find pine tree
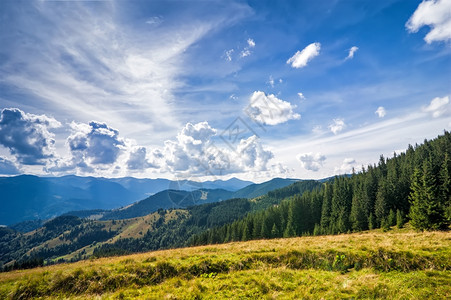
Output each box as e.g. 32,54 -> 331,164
270,223 -> 279,238
350,186 -> 367,232
368,213 -> 375,230
283,220 -> 296,238
409,167 -> 429,230
320,183 -> 333,233
388,209 -> 396,227
409,160 -> 447,230
375,179 -> 388,227
396,209 -> 404,229
440,153 -> 451,222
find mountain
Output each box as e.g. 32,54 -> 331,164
77,178 -> 301,221
0,179 -> 320,269
101,188 -> 235,220
0,175 -> 253,226
231,178 -> 300,199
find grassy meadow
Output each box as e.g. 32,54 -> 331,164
1,227 -> 450,299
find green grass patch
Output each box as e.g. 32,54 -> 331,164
1,230 -> 450,299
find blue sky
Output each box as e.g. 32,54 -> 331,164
0,0 -> 450,182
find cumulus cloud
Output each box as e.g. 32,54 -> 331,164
328,118 -> 346,134
423,95 -> 450,117
406,0 -> 451,43
334,158 -> 357,174
345,46 -> 359,60
246,91 -> 301,125
158,121 -> 276,176
0,156 -> 20,175
49,121 -> 127,173
298,92 -> 306,100
287,42 -> 321,68
0,108 -> 60,165
127,147 -> 158,170
247,38 -> 256,48
236,135 -> 273,171
297,152 -> 326,172
375,106 -> 386,118
70,121 -> 125,165
163,122 -> 219,173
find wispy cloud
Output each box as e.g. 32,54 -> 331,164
345,46 -> 359,60
287,42 -> 321,68
1,1 -> 250,146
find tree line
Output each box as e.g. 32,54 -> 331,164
190,131 -> 451,246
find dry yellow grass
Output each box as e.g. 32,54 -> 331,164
1,229 -> 450,299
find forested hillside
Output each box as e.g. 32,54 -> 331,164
92,180 -> 321,257
190,131 -> 451,245
1,180 -> 320,270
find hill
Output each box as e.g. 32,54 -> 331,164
190,131 -> 451,246
96,177 -> 300,221
100,188 -> 235,220
1,229 -> 449,299
0,180 -> 320,268
0,176 -> 253,226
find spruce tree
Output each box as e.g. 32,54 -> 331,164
388,209 -> 396,227
396,209 -> 404,228
409,167 -> 429,230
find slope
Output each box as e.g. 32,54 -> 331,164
1,229 -> 449,299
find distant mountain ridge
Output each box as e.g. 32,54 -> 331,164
0,175 -> 253,225
64,178 -> 301,221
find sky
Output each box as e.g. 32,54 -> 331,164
0,0 -> 450,182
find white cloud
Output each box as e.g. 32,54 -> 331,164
2,1 -> 250,147
240,49 -> 251,57
48,120 -> 133,174
127,147 -> 158,170
298,92 -> 306,100
423,95 -> 450,117
312,125 -> 323,134
145,16 -> 163,26
345,46 -> 359,60
268,76 -> 275,87
287,42 -> 321,68
160,122 -> 276,176
225,49 -> 234,61
297,152 -> 326,172
245,91 -> 301,125
236,136 -> 274,171
247,38 -> 255,48
406,0 -> 451,43
0,108 -> 61,165
334,158 -> 357,174
375,106 -> 386,118
328,118 -> 346,134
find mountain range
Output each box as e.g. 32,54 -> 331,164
0,175 -> 300,226
0,175 -> 254,225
